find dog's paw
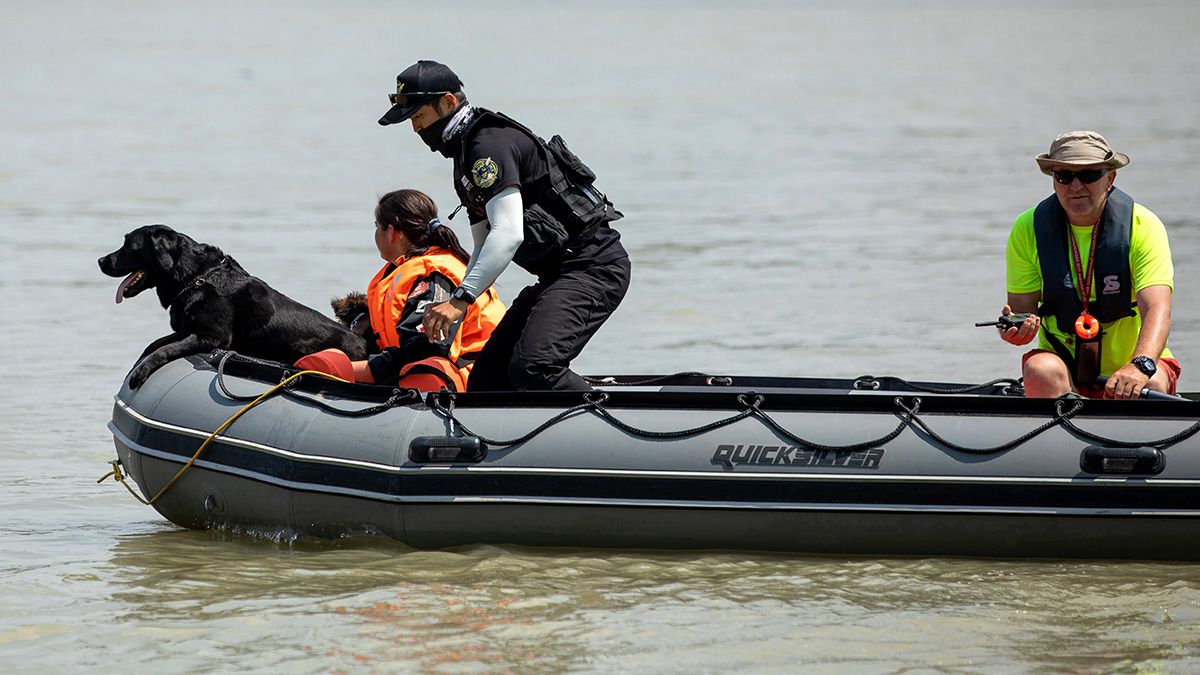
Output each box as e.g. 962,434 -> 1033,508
128,363 -> 154,389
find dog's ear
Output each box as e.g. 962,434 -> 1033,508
149,229 -> 177,273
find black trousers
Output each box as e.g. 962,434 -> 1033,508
468,256 -> 631,391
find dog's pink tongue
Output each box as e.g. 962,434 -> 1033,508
115,271 -> 139,304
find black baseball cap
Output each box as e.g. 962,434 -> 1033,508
378,60 -> 463,126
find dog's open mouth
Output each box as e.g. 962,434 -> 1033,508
115,270 -> 147,304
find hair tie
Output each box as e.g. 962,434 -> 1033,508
427,217 -> 442,233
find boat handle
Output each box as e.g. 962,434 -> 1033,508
1079,445 -> 1164,475
410,436 -> 487,464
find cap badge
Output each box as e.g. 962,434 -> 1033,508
471,157 -> 499,189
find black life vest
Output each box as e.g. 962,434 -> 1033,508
452,108 -> 621,275
1033,186 -> 1137,330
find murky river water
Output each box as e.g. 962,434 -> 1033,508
3,0 -> 1200,671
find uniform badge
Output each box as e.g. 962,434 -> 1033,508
471,157 -> 499,189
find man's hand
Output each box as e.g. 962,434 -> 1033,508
421,298 -> 468,342
1104,363 -> 1151,400
999,304 -> 1040,346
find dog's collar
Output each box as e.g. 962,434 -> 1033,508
169,256 -> 231,306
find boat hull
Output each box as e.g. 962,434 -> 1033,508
109,355 -> 1200,559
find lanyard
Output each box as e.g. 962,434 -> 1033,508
1067,223 -> 1102,339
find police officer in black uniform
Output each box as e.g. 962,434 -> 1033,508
379,60 -> 630,391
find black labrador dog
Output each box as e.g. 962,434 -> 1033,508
98,224 -> 366,387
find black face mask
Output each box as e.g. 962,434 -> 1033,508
418,113 -> 451,154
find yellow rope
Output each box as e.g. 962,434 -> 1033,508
98,369 -> 347,505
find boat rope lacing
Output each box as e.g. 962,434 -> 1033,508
430,393 -> 1196,455
430,391 -> 921,451
1056,408 -> 1200,449
899,399 -> 1083,455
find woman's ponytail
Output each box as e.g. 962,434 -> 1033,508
376,190 -> 469,263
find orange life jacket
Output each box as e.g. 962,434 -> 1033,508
365,248 -> 505,385
396,356 -> 467,392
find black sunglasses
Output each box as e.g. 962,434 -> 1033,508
388,90 -> 449,106
1053,168 -> 1111,185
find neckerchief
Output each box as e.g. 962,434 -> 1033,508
442,104 -> 476,144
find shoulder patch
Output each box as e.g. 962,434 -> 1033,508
471,157 -> 499,189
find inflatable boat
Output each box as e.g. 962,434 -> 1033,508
104,351 -> 1200,560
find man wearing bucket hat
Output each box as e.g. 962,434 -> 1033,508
378,60 -> 630,391
998,131 -> 1180,399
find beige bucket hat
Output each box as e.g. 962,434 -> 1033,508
1035,130 -> 1130,175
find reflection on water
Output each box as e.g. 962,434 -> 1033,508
4,0 -> 1200,670
86,531 -> 1200,672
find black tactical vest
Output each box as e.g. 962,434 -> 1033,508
452,109 -> 621,275
1033,187 -> 1137,330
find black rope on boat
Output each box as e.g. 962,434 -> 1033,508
214,351 -> 420,417
1056,411 -> 1200,449
898,399 -> 1085,455
743,396 -> 919,452
854,375 -> 1023,396
430,391 -> 919,451
429,391 -> 761,447
589,393 -> 761,440
430,391 -> 602,447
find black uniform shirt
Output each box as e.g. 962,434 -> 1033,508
455,124 -> 626,274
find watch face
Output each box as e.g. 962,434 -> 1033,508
1133,357 -> 1157,376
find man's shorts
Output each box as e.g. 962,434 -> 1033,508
1022,349 -> 1182,397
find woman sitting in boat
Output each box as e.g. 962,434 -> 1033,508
297,189 -> 506,391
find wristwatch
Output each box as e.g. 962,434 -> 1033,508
449,286 -> 477,306
1131,356 -> 1157,377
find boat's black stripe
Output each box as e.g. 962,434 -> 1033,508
396,474 -> 1197,510
117,409 -> 1200,512
120,414 -> 398,496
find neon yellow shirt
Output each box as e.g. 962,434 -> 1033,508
1005,201 -> 1174,376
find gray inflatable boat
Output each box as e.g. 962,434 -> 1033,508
106,351 -> 1200,560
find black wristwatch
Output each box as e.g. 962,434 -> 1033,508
449,286 -> 477,306
1131,356 -> 1157,377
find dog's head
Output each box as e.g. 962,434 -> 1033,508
98,224 -> 202,304
331,292 -> 370,333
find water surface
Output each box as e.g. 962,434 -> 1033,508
2,0 -> 1199,671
